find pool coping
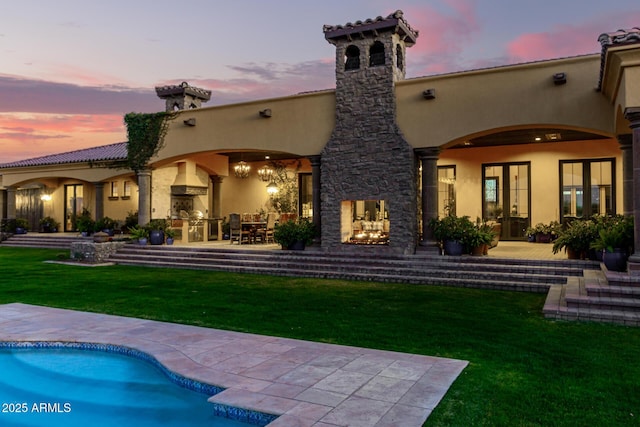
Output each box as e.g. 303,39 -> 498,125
0,303 -> 468,426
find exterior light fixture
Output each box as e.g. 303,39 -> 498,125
234,161 -> 251,179
553,73 -> 567,85
257,164 -> 273,182
40,194 -> 52,201
183,118 -> 196,126
259,109 -> 272,118
422,88 -> 436,99
266,181 -> 279,195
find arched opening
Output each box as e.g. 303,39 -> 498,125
345,45 -> 360,70
396,44 -> 403,71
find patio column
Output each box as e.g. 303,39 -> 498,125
415,147 -> 440,251
308,155 -> 321,240
137,168 -> 152,226
6,187 -> 16,219
624,107 -> 640,274
618,134 -> 633,216
93,182 -> 105,220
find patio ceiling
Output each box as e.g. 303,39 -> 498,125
220,151 -> 301,164
448,128 -> 610,149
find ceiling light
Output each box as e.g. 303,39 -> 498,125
234,161 -> 250,179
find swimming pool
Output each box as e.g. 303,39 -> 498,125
0,342 -> 277,427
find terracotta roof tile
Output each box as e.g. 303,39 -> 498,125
597,27 -> 640,90
0,142 -> 128,169
324,10 -> 418,46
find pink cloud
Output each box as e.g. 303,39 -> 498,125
401,1 -> 481,75
0,113 -> 125,163
508,11 -> 640,63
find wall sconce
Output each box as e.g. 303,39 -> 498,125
422,89 -> 436,99
259,109 -> 272,118
266,181 -> 279,195
183,118 -> 196,126
40,194 -> 52,202
553,73 -> 567,85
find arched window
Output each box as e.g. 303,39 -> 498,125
345,45 -> 360,70
396,44 -> 403,71
369,41 -> 385,66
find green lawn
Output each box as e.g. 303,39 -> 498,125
1,247 -> 639,426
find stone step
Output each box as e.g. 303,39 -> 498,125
107,244 -> 594,292
111,250 -> 569,285
583,269 -> 640,299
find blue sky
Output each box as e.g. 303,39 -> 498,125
2,0 -> 639,162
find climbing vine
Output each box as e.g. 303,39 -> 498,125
268,160 -> 301,213
123,111 -> 176,172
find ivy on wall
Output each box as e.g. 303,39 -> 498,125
123,112 -> 176,173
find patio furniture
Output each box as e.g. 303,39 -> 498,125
229,213 -> 251,244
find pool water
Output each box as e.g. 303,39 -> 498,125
0,347 -> 260,427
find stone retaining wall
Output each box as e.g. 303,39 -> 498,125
70,241 -> 126,263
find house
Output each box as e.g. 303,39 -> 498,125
1,12 -> 639,266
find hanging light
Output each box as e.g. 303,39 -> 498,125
234,161 -> 250,179
257,164 -> 273,182
266,181 -> 279,195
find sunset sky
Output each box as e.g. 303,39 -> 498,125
2,0 -> 640,163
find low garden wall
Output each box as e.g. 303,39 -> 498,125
70,241 -> 126,264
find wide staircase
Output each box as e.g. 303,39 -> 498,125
101,244 -> 598,293
544,267 -> 640,326
0,233 -> 90,249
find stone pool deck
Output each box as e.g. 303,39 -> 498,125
0,303 -> 467,427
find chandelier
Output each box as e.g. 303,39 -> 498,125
257,165 -> 273,182
234,161 -> 250,179
266,181 -> 279,195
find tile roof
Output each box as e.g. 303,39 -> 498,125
323,10 -> 419,46
597,27 -> 640,90
0,142 -> 128,169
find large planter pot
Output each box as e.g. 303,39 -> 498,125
149,230 -> 165,245
288,240 -> 306,251
166,237 -> 174,245
443,240 -> 464,256
536,233 -> 552,243
602,249 -> 628,272
471,244 -> 486,256
567,248 -> 582,260
137,237 -> 148,246
15,227 -> 27,235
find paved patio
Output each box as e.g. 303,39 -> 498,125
0,303 -> 468,427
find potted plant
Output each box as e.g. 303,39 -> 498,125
164,227 -> 176,245
39,216 -> 60,233
128,226 -> 149,245
13,218 -> 29,234
526,221 -> 560,243
468,221 -> 495,256
96,217 -> 119,236
552,219 -> 597,259
146,219 -> 168,245
429,215 -> 475,255
590,215 -> 634,271
76,209 -> 95,236
273,218 -> 316,250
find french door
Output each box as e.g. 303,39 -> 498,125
482,162 -> 530,240
64,184 -> 84,232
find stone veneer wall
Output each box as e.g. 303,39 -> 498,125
321,33 -> 418,255
70,241 -> 125,263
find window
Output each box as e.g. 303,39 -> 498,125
342,200 -> 389,245
345,45 -> 360,70
437,166 -> 456,217
369,41 -> 385,66
396,44 -> 403,71
298,173 -> 312,219
109,181 -> 118,198
560,159 -> 614,220
123,181 -> 132,198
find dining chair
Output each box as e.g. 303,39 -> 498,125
229,213 -> 250,244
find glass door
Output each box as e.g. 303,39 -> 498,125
64,184 -> 84,232
483,163 -> 530,240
